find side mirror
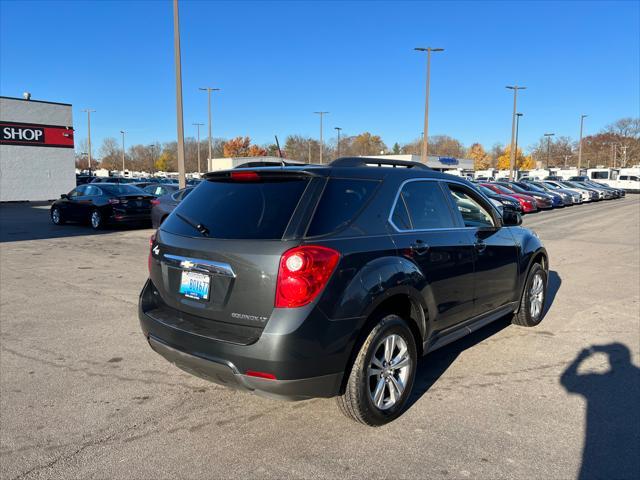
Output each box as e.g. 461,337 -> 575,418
503,209 -> 522,226
60,194 -> 68,199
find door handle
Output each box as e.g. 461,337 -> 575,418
474,241 -> 487,253
410,239 -> 429,255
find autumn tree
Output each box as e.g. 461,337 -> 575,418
247,144 -> 268,157
467,143 -> 491,170
98,137 -> 121,170
340,132 -> 387,156
496,145 -> 533,170
429,135 -> 465,158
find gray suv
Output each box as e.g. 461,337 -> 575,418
139,158 -> 548,425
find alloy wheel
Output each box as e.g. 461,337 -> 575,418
52,208 -> 60,224
367,334 -> 411,410
529,273 -> 544,319
91,211 -> 101,229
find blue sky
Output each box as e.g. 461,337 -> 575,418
1,0 -> 638,154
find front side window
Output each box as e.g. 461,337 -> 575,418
447,186 -> 495,228
590,171 -> 609,179
390,181 -> 456,230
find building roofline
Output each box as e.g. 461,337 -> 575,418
0,96 -> 72,107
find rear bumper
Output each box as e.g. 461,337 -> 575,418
147,335 -> 343,401
110,212 -> 151,224
138,279 -> 349,400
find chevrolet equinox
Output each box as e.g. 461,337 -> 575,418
139,158 -> 548,426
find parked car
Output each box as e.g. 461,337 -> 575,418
478,185 -> 522,212
150,187 -> 194,229
571,180 -> 614,199
559,181 -> 600,201
495,182 -> 555,209
140,158 -> 549,426
544,180 -> 592,202
480,183 -> 538,213
513,181 -> 567,207
570,177 -> 624,198
530,181 -> 581,204
50,184 -> 154,229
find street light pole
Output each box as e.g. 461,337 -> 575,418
415,47 -> 444,163
334,127 -> 342,158
506,85 -> 526,180
314,112 -> 329,164
544,133 -> 555,170
577,114 -> 587,171
173,0 -> 186,188
193,123 -> 204,174
120,130 -> 126,172
82,109 -> 95,174
514,113 -> 523,177
199,87 -> 221,171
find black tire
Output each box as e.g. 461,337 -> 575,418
336,314 -> 417,426
50,207 -> 65,225
89,209 -> 103,230
513,263 -> 547,327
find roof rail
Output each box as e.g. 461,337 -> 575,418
330,157 -> 430,170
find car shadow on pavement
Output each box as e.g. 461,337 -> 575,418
405,270 -> 563,412
0,203 -> 150,242
560,343 -> 640,480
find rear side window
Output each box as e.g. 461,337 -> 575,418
306,178 -> 379,236
391,181 -> 455,230
163,179 -> 309,239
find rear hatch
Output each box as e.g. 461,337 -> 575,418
149,170 -> 323,330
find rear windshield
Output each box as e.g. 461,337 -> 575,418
100,185 -> 146,195
306,178 -> 379,236
162,178 -> 309,239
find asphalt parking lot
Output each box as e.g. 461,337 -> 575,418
1,198 -> 639,480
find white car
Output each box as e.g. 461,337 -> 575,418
544,180 -> 591,202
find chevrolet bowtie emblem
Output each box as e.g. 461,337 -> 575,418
180,260 -> 195,269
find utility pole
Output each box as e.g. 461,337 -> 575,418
544,133 -> 555,169
577,114 -> 587,171
193,122 -> 204,174
506,86 -> 526,180
415,47 -> 444,163
120,130 -> 126,172
544,133 -> 555,170
514,113 -> 523,177
621,145 -> 628,167
314,112 -> 329,163
199,87 -> 221,171
83,109 -> 95,174
334,127 -> 342,158
308,140 -> 311,164
173,0 -> 186,188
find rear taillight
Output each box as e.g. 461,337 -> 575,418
148,233 -> 156,274
150,199 -> 160,206
275,246 -> 340,308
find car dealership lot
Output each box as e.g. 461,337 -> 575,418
1,199 -> 639,479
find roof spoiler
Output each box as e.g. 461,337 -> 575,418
330,157 -> 430,170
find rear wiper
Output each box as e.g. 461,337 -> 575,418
175,212 -> 210,237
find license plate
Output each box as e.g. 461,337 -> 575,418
179,271 -> 210,300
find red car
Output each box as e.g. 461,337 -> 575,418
481,183 -> 538,213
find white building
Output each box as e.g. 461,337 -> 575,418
1,95 -> 75,201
